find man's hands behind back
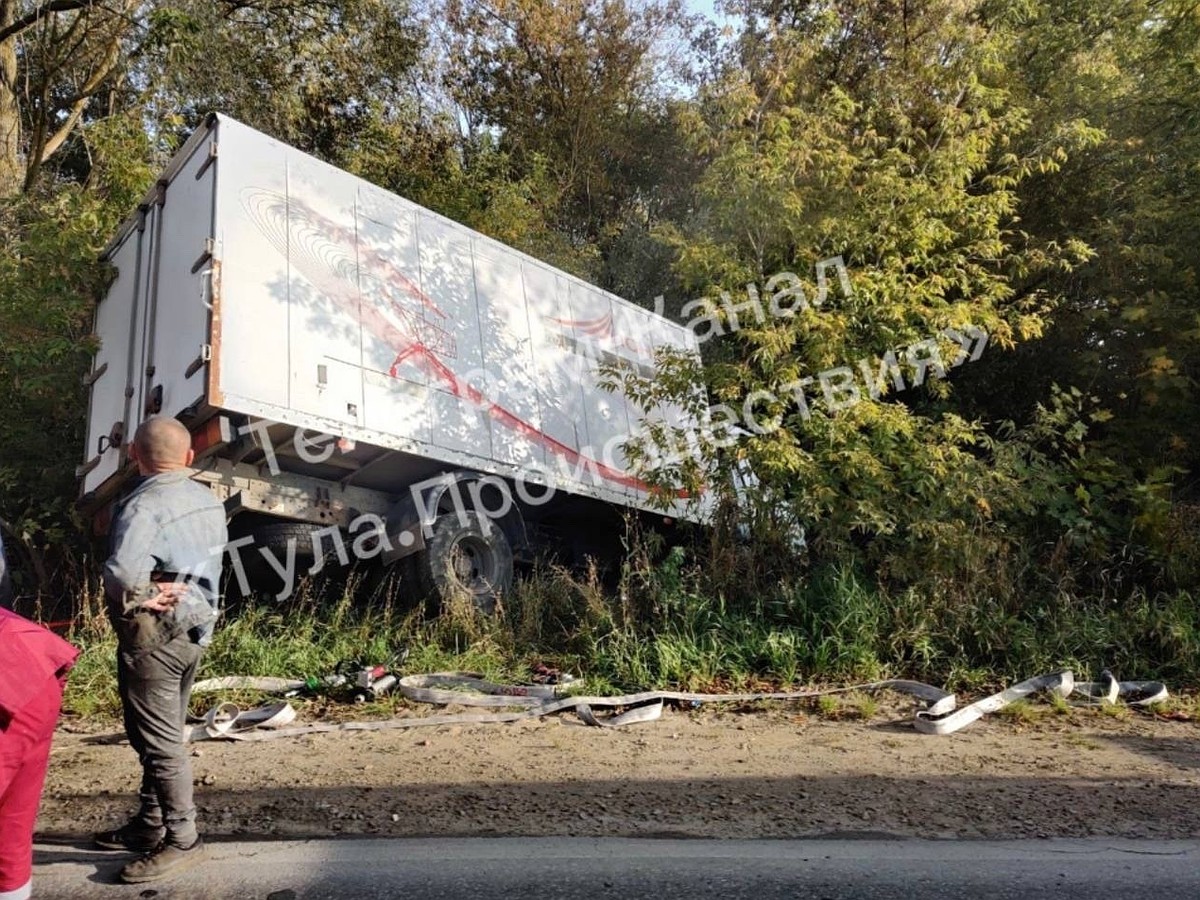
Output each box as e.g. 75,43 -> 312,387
140,581 -> 189,613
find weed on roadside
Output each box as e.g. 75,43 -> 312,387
57,537 -> 1200,723
811,692 -> 878,721
995,700 -> 1048,726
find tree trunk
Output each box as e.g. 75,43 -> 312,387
0,1 -> 21,200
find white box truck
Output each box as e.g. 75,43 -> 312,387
79,114 -> 703,608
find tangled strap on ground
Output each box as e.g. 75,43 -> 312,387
183,671 -> 1169,741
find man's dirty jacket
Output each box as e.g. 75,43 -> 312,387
103,470 -> 228,652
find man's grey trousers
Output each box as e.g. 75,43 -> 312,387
117,634 -> 203,848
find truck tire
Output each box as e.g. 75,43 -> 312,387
413,510 -> 513,615
226,518 -> 338,601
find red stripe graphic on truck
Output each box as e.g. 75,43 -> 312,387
549,311 -> 615,336
240,188 -> 652,493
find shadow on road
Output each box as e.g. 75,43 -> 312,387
1100,736 -> 1200,771
29,842 -> 125,887
36,769 -> 1200,848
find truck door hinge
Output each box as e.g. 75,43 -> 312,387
191,237 -> 216,275
195,142 -> 218,181
82,362 -> 109,387
185,345 -> 213,379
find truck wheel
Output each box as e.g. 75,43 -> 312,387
226,518 -> 337,602
414,510 -> 513,615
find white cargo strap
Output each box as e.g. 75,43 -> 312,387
914,672 -> 1165,735
187,699 -> 297,741
183,670 -> 1168,741
187,678 -> 304,741
400,671 -> 1169,734
192,676 -> 306,694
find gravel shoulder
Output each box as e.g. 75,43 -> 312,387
39,700 -> 1200,841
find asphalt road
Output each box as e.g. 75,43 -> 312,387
32,837 -> 1200,899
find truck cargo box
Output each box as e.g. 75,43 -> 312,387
81,114 -> 702,526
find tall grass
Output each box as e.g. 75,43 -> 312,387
63,547 -> 1200,720
64,576 -> 515,718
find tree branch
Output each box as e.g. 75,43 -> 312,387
0,0 -> 97,44
22,7 -> 123,190
38,93 -> 85,158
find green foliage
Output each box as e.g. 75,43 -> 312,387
63,579 -> 514,719
139,0 -> 426,164
0,116 -> 156,548
2,0 -> 1199,690
443,0 -> 688,240
969,0 -> 1199,489
65,547 -> 1200,721
610,0 -> 1198,613
649,0 -> 1095,572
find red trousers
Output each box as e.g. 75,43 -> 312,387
0,674 -> 63,896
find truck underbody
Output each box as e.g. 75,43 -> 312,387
83,413 -> 669,611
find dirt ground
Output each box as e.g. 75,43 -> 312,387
38,696 -> 1200,841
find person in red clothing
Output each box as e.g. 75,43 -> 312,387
0,534 -> 79,900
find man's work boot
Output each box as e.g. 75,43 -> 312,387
93,821 -> 165,852
119,839 -> 207,884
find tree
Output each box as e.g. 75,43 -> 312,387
135,0 -> 425,164
967,0 -> 1200,490
0,0 -> 138,198
442,0 -> 693,272
633,0 -> 1098,579
0,113 -> 153,591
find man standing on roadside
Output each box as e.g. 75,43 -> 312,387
94,417 -> 227,884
